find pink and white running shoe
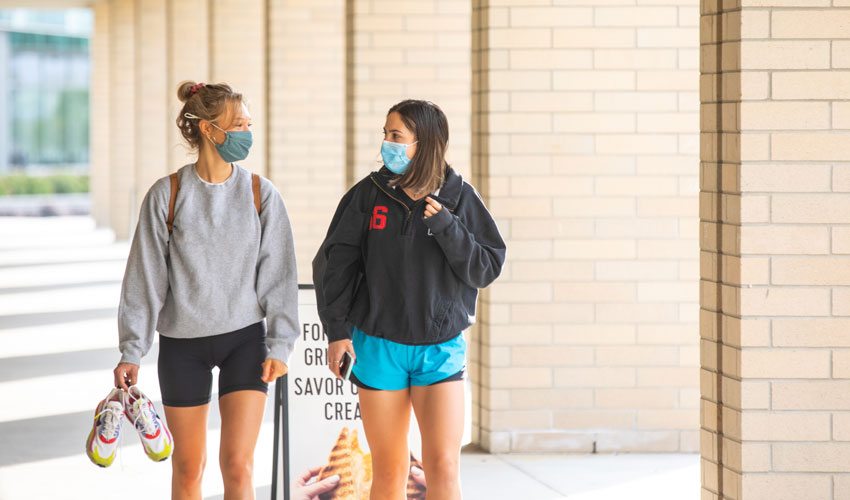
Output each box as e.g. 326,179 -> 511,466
122,386 -> 173,462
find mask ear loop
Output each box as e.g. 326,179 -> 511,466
184,113 -> 223,145
377,140 -> 418,162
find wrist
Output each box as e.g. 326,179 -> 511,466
423,207 -> 453,234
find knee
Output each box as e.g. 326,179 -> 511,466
371,460 -> 409,491
221,455 -> 254,487
173,455 -> 205,488
424,453 -> 460,485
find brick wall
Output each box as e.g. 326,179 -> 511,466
107,0 -> 136,240
701,2 -> 850,499
167,0 -> 210,175
90,1 -> 110,230
135,0 -> 168,214
210,0 -> 267,177
473,0 -> 700,453
346,0 -> 471,183
268,0 -> 345,281
89,0 -> 715,457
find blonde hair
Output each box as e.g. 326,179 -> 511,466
175,81 -> 243,150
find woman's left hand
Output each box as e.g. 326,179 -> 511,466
424,197 -> 442,219
261,358 -> 288,383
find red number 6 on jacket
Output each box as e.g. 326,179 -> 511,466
370,206 -> 388,230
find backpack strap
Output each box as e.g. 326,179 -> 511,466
252,173 -> 261,215
166,172 -> 178,234
167,171 -> 260,235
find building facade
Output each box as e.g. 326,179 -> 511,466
4,0 -> 848,497
83,0 -> 701,457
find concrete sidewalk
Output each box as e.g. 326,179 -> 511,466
0,216 -> 699,500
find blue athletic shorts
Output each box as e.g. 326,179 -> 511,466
349,326 -> 466,391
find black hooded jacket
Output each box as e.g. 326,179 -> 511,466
313,166 -> 506,345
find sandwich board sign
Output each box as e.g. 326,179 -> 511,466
272,286 -> 426,500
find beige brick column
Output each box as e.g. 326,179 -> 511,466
268,0 -> 345,281
167,0 -> 210,174
90,1 -> 111,230
210,0 -> 267,177
700,2 -> 850,499
472,0 -> 700,453
135,0 -> 168,223
107,0 -> 136,240
345,0 -> 471,184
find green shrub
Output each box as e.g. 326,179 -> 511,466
0,174 -> 90,195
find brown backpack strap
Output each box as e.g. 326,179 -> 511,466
166,172 -> 179,234
252,173 -> 261,215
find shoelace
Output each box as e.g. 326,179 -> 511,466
131,398 -> 158,436
95,401 -> 126,470
95,403 -> 123,440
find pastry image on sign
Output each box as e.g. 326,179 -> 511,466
317,427 -> 371,500
317,427 -> 427,500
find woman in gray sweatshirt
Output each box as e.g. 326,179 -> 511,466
112,81 -> 298,499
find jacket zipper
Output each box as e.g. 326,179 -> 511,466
369,175 -> 456,233
370,176 -> 413,231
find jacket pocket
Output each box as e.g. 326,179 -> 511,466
429,299 -> 453,341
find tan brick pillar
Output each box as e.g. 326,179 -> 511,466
473,0 -> 700,453
106,0 -> 136,240
268,0 -> 345,281
345,0 -> 471,184
135,0 -> 168,222
167,0 -> 210,175
700,3 -> 850,499
90,1 -> 111,231
210,0 -> 267,177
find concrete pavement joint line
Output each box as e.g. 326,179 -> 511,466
0,280 -> 123,295
0,258 -> 129,269
494,454 -> 570,498
0,308 -> 118,330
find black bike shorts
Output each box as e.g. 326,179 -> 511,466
157,321 -> 269,407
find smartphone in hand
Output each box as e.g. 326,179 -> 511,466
340,351 -> 354,381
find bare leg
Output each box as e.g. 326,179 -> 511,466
164,404 -> 210,500
218,390 -> 267,500
359,387 -> 412,500
410,381 -> 465,500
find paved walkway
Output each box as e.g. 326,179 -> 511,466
0,216 -> 699,500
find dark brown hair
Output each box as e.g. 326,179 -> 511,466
387,99 -> 449,195
175,81 -> 243,150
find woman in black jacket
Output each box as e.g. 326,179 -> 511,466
314,99 -> 506,500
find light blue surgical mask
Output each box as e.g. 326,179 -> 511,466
381,140 -> 418,175
184,112 -> 253,163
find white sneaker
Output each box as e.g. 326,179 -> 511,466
122,386 -> 173,462
85,388 -> 125,467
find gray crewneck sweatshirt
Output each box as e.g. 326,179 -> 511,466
117,163 -> 299,365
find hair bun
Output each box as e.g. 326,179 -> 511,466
177,80 -> 198,103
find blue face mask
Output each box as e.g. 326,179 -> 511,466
184,112 -> 253,163
381,140 -> 418,175
208,123 -> 253,163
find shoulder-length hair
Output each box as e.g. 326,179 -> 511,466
387,99 -> 449,195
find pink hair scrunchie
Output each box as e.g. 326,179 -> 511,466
189,82 -> 206,97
